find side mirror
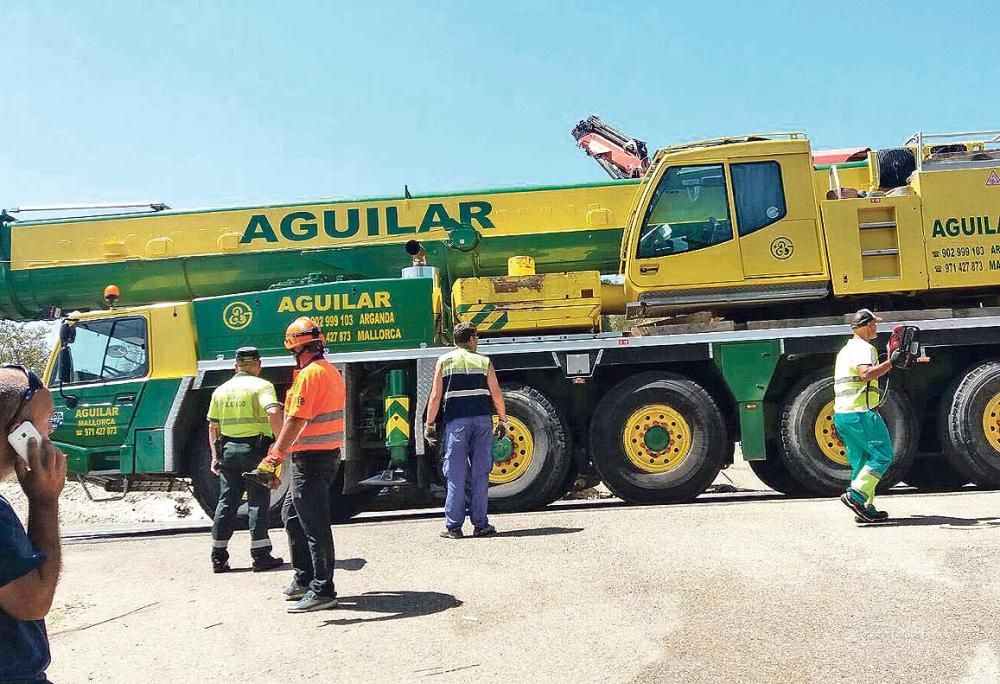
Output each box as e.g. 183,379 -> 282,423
58,346 -> 73,384
59,320 -> 77,346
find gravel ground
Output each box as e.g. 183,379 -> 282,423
42,486 -> 1000,683
0,476 -> 208,526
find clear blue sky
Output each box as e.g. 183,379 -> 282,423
1,1 -> 994,212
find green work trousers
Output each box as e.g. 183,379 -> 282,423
833,410 -> 894,479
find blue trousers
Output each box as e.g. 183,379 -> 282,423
443,415 -> 493,530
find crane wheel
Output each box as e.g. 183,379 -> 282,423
939,361 -> 1000,487
902,454 -> 970,490
487,384 -> 571,512
747,447 -> 809,496
779,374 -> 917,495
589,372 -> 727,504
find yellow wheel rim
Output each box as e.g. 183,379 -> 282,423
982,394 -> 1000,452
622,404 -> 692,473
814,400 -> 848,466
490,416 -> 534,484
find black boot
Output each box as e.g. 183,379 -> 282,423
212,550 -> 231,574
252,553 -> 284,572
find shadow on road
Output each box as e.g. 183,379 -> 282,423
227,557 -> 366,574
321,591 -> 462,626
862,515 -> 1000,528
336,557 -> 367,571
495,526 -> 584,538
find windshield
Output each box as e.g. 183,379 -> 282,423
54,317 -> 149,385
636,163 -> 733,259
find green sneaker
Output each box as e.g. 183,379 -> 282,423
840,490 -> 876,522
856,505 -> 889,523
287,590 -> 338,613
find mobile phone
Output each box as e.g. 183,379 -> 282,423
7,421 -> 43,468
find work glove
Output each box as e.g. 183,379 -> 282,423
243,449 -> 284,490
424,423 -> 439,448
493,420 -> 511,441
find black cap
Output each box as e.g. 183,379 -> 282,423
235,346 -> 261,361
849,308 -> 883,328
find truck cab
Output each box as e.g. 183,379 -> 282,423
46,302 -> 198,481
622,135 -> 830,315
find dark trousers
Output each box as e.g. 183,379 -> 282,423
282,450 -> 340,597
212,438 -> 273,561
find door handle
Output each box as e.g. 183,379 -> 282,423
116,395 -> 135,405
639,265 -> 659,274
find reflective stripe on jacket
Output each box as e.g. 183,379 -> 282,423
834,337 -> 880,413
441,347 -> 493,422
207,372 -> 281,438
285,358 -> 346,451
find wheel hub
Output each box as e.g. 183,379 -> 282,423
490,416 -> 534,484
623,404 -> 691,473
982,394 -> 1000,453
814,400 -> 849,466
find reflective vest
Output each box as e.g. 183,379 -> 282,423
440,347 -> 493,421
834,337 -> 880,413
207,372 -> 281,439
285,358 -> 346,452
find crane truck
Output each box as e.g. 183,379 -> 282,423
2,119 -> 1000,521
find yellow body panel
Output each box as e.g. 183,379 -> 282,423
822,194 -> 927,295
45,303 -> 198,384
454,271 -> 602,333
912,167 -> 1000,289
12,185 -> 638,271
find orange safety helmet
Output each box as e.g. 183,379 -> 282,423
284,316 -> 325,351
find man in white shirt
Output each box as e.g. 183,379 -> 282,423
833,309 -> 898,523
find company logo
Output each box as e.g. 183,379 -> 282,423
223,301 -> 254,331
770,237 -> 794,260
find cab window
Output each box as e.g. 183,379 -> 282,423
55,317 -> 149,385
637,164 -> 732,258
731,161 -> 786,236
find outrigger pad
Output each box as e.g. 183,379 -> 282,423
359,469 -> 410,487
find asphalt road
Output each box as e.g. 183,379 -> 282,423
45,488 -> 1000,683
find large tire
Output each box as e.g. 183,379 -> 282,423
487,384 -> 571,512
939,362 -> 1000,486
876,147 -> 916,189
189,424 -> 289,527
747,449 -> 808,496
589,372 -> 727,504
779,375 -> 917,495
903,454 -> 970,490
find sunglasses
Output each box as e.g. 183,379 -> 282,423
2,364 -> 45,432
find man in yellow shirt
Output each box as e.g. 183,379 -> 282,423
207,347 -> 284,572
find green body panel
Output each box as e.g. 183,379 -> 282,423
1,221 -> 623,320
192,278 -> 436,360
51,378 -> 181,475
712,340 -> 782,461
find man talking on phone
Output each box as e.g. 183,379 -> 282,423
0,364 -> 68,682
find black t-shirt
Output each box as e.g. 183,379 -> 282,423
0,494 -> 50,681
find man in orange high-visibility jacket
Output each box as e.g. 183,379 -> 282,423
252,317 -> 345,613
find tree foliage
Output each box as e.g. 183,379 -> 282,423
0,320 -> 53,372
